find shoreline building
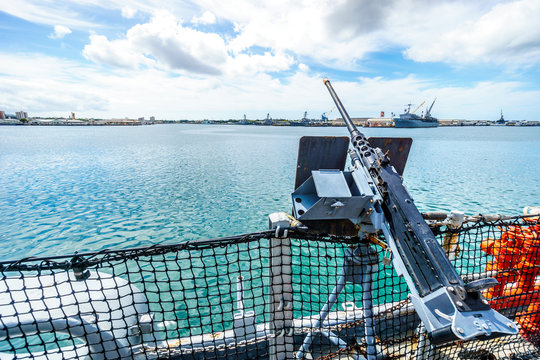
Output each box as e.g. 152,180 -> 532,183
16,111 -> 28,120
0,111 -> 5,119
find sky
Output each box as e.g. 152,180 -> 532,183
1,0 -> 539,121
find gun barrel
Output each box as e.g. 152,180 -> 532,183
324,78 -> 379,168
323,78 -> 361,138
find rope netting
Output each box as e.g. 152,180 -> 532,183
0,217 -> 538,359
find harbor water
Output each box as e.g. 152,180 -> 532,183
0,124 -> 539,260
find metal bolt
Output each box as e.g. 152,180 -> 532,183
507,323 -> 514,329
447,286 -> 455,293
456,301 -> 463,307
482,299 -> 489,305
457,328 -> 464,334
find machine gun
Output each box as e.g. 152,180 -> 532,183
292,78 -> 518,346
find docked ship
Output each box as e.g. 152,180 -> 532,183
496,109 -> 507,125
393,98 -> 438,128
290,111 -> 312,126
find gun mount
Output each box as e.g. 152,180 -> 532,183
292,78 -> 518,346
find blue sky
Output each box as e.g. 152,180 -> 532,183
1,0 -> 539,120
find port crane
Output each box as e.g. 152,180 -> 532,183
411,101 -> 425,114
425,98 -> 437,118
321,106 -> 335,122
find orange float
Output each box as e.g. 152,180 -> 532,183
515,302 -> 540,346
480,214 -> 540,344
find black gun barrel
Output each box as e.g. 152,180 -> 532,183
324,78 -> 379,168
323,78 -> 362,139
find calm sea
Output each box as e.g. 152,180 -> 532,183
1,124 -> 539,261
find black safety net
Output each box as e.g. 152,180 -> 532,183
0,216 -> 538,359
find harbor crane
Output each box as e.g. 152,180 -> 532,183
425,98 -> 437,118
411,101 -> 425,114
321,106 -> 335,122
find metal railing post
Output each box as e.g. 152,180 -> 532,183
269,212 -> 295,360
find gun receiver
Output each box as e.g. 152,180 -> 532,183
292,78 -> 518,345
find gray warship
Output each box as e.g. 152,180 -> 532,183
393,99 -> 438,128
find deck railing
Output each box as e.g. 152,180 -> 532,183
0,216 -> 538,359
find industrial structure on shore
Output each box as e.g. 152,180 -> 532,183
1,108 -> 538,127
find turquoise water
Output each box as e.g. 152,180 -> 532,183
0,124 -> 539,260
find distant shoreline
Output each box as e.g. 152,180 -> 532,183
1,118 -> 539,127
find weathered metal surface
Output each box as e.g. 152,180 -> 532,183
294,136 -> 357,236
294,136 -> 349,190
292,136 -> 411,236
299,219 -> 359,236
367,137 -> 413,176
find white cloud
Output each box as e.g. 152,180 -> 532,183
83,34 -> 155,69
6,0 -> 540,68
0,53 -> 110,113
0,0 -> 197,29
200,0 -> 540,68
223,1 -> 332,55
83,11 -> 295,77
121,6 -> 137,19
227,51 -> 295,76
1,1 -> 99,29
191,11 -> 216,25
84,11 -> 227,74
404,0 -> 540,66
3,1 -> 540,121
48,25 -> 72,39
298,63 -> 309,72
1,52 -> 539,121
